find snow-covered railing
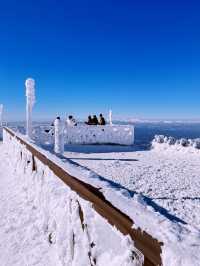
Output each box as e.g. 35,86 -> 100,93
3,127 -> 162,266
1,124 -> 134,146
64,125 -> 134,145
33,124 -> 135,146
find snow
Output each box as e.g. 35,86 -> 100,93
0,131 -> 143,266
2,128 -> 200,265
61,147 -> 200,265
63,145 -> 200,228
0,143 -> 56,266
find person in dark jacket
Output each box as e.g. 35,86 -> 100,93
85,115 -> 93,125
92,115 -> 98,125
99,114 -> 106,125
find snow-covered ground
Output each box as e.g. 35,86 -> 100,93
0,138 -> 143,266
64,144 -> 200,228
2,126 -> 200,265
0,143 -> 59,266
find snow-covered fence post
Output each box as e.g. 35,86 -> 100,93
54,117 -> 64,154
25,78 -> 35,138
0,104 -> 3,126
109,109 -> 113,126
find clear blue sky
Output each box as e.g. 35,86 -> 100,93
0,0 -> 200,121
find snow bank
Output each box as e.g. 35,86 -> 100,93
3,128 -> 200,266
152,135 -> 200,153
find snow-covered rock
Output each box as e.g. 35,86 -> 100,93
180,138 -> 189,147
152,135 -> 200,152
154,135 -> 165,143
193,138 -> 200,149
167,136 -> 176,145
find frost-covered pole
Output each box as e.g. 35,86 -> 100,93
0,104 -> 3,126
109,109 -> 113,126
25,78 -> 35,138
54,117 -> 64,154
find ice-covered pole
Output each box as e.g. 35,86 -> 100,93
54,117 -> 64,154
109,109 -> 113,126
0,104 -> 3,126
25,78 -> 35,138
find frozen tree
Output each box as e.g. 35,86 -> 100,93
54,117 -> 64,154
25,78 -> 35,138
0,104 -> 3,126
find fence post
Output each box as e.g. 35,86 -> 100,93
109,109 -> 113,126
25,78 -> 35,139
54,117 -> 64,154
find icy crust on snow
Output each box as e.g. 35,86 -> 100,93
3,129 -> 200,266
152,135 -> 200,152
3,130 -> 143,266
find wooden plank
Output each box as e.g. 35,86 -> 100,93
3,127 -> 163,265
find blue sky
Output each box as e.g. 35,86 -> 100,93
0,0 -> 200,121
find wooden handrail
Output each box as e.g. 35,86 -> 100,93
3,127 -> 163,266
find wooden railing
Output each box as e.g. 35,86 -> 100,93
3,127 -> 163,266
